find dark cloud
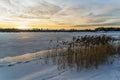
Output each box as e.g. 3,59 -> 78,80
74,21 -> 120,27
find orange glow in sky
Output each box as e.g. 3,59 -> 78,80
0,0 -> 120,29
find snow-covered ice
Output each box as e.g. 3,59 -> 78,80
0,32 -> 120,80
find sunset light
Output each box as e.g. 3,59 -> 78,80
0,0 -> 120,80
0,0 -> 119,29
17,26 -> 29,30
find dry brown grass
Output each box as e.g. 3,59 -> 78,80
44,35 -> 117,71
117,42 -> 120,55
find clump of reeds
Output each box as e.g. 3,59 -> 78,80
116,41 -> 120,55
45,35 -> 117,71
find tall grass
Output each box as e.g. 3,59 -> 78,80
117,42 -> 120,55
45,35 -> 118,71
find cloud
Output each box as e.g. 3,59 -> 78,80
74,21 -> 120,27
51,7 -> 87,25
0,0 -> 61,24
0,0 -> 120,28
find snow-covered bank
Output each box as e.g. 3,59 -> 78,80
0,54 -> 120,80
0,50 -> 47,64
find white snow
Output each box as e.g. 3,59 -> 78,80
0,55 -> 120,80
0,32 -> 120,80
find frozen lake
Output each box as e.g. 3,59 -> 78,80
0,32 -> 120,58
0,32 -> 120,80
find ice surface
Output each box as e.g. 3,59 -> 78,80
0,32 -> 120,80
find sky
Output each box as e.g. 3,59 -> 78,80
0,0 -> 120,29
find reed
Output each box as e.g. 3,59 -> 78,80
45,35 -> 117,71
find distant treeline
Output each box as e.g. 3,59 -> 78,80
95,27 -> 120,31
0,28 -> 92,32
0,27 -> 120,32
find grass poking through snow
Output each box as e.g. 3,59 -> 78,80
44,35 -> 120,71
